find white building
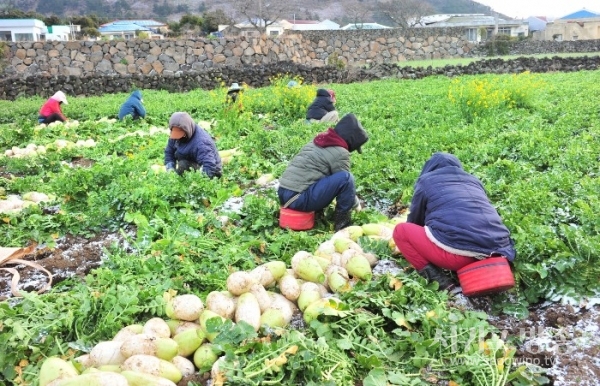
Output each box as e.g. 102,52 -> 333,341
280,19 -> 340,31
98,20 -> 166,40
340,22 -> 392,30
0,19 -> 46,42
45,25 -> 73,41
415,14 -> 529,43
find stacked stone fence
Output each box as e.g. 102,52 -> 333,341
2,27 -> 476,79
2,55 -> 600,101
504,39 -> 600,56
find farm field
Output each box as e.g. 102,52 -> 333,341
0,70 -> 599,386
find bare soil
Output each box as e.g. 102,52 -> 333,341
1,238 -> 598,386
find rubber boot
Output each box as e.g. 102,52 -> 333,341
333,210 -> 352,232
418,264 -> 457,291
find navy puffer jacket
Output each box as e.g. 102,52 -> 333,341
164,113 -> 222,178
306,89 -> 336,120
407,152 -> 516,261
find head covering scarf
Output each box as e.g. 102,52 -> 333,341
169,112 -> 196,139
51,91 -> 68,104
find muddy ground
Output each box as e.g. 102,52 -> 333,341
0,234 -> 598,386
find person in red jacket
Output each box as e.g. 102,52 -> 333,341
38,91 -> 68,124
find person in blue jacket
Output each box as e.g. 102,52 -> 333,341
118,90 -> 146,120
392,152 -> 516,291
164,112 -> 222,178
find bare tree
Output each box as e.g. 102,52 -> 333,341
377,0 -> 434,29
344,0 -> 375,29
231,0 -> 292,33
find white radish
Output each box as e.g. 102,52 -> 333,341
226,271 -> 256,295
112,324 -> 143,342
121,370 -> 177,386
121,354 -> 182,383
250,261 -> 287,287
54,371 -> 129,386
89,341 -> 127,366
39,357 -> 79,386
297,282 -> 322,312
193,343 -> 219,372
278,274 -> 301,302
172,356 -> 195,377
235,292 -> 261,331
142,318 -> 171,339
119,334 -> 179,361
165,294 -> 204,322
173,328 -> 205,357
206,291 -> 236,319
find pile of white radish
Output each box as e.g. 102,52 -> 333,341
35,120 -> 80,131
3,138 -> 96,158
3,143 -> 47,158
112,127 -> 170,142
255,173 -> 275,186
96,117 -> 117,124
218,148 -> 243,165
0,192 -> 55,214
37,218 -> 411,385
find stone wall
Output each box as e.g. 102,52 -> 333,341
2,56 -> 599,101
506,39 -> 600,55
2,27 -> 475,79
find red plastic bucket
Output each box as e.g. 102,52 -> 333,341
279,208 -> 315,231
457,257 -> 515,297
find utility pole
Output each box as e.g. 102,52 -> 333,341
259,0 -> 263,32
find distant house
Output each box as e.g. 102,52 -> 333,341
0,19 -> 46,42
98,20 -> 166,40
415,14 -> 529,42
280,19 -> 340,31
533,9 -> 600,41
525,16 -> 548,33
340,22 -> 392,30
219,19 -> 284,37
45,25 -> 75,41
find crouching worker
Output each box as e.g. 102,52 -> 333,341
306,88 -> 338,123
164,112 -> 223,178
393,152 -> 516,291
38,91 -> 68,124
278,113 -> 368,231
118,90 -> 146,120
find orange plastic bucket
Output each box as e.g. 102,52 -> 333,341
279,208 -> 315,231
457,257 -> 515,297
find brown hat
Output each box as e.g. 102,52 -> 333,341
170,126 -> 186,139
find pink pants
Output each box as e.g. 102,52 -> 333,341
393,222 -> 478,271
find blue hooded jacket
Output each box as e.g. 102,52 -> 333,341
164,112 -> 222,178
118,90 -> 146,120
407,152 -> 516,261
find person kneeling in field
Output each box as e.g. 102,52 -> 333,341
392,152 -> 516,291
306,89 -> 339,123
164,112 -> 222,178
38,91 -> 69,124
118,90 -> 146,120
278,113 -> 368,231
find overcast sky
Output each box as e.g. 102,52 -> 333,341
474,0 -> 600,19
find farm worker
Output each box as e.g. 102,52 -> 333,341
392,152 -> 516,291
164,112 -> 223,178
118,90 -> 146,120
278,113 -> 368,231
226,82 -> 243,104
306,88 -> 339,123
38,91 -> 68,124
